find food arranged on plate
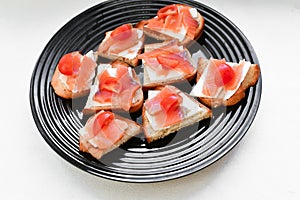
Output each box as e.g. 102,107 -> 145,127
97,23 -> 144,67
79,111 -> 141,159
51,50 -> 97,99
139,40 -> 196,88
136,4 -> 205,44
190,58 -> 260,107
50,4 -> 260,160
83,60 -> 143,114
143,85 -> 211,143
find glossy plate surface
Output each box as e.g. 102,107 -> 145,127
30,0 -> 262,183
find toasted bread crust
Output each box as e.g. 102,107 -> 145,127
142,86 -> 212,143
196,59 -> 261,107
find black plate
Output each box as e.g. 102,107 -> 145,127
30,0 -> 262,183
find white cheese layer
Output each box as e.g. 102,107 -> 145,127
190,59 -> 251,100
85,50 -> 97,62
145,89 -> 205,131
58,73 -> 69,89
159,25 -> 187,42
189,8 -> 198,19
144,63 -> 184,84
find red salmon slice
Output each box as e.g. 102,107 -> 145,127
201,59 -> 247,98
147,4 -> 199,39
108,30 -> 138,54
139,43 -> 194,76
147,17 -> 165,30
112,66 -> 140,111
165,53 -> 194,74
87,112 -> 125,150
224,61 -> 244,90
157,4 -> 178,19
75,56 -> 97,92
93,70 -> 118,103
202,59 -> 226,97
145,86 -> 183,127
93,66 -> 140,111
97,120 -> 125,149
59,52 -> 96,92
100,24 -> 139,54
164,14 -> 182,32
180,6 -> 199,39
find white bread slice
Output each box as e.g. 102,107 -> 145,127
83,60 -> 143,114
79,111 -> 141,160
51,50 -> 97,99
143,85 -> 212,143
192,58 -> 260,107
97,24 -> 145,67
136,5 -> 204,45
141,40 -> 197,89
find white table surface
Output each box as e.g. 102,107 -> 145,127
1,0 -> 300,199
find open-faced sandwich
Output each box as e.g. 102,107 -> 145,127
79,110 -> 141,159
97,23 -> 145,67
51,50 -> 97,99
83,60 -> 143,114
143,85 -> 211,143
138,40 -> 196,88
136,4 -> 204,45
190,58 -> 260,107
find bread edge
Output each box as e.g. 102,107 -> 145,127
79,114 -> 141,159
82,65 -> 144,114
196,58 -> 261,107
142,87 -> 212,143
136,12 -> 204,46
97,29 -> 145,67
142,45 -> 197,89
51,67 -> 91,99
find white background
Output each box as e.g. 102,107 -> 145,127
1,0 -> 300,199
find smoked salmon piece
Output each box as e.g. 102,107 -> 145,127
79,111 -> 141,159
143,85 -> 212,143
145,86 -> 183,128
97,23 -> 145,67
138,40 -> 196,88
83,61 -> 144,114
137,4 -> 204,43
51,50 -> 97,99
93,65 -> 141,111
190,58 -> 260,107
